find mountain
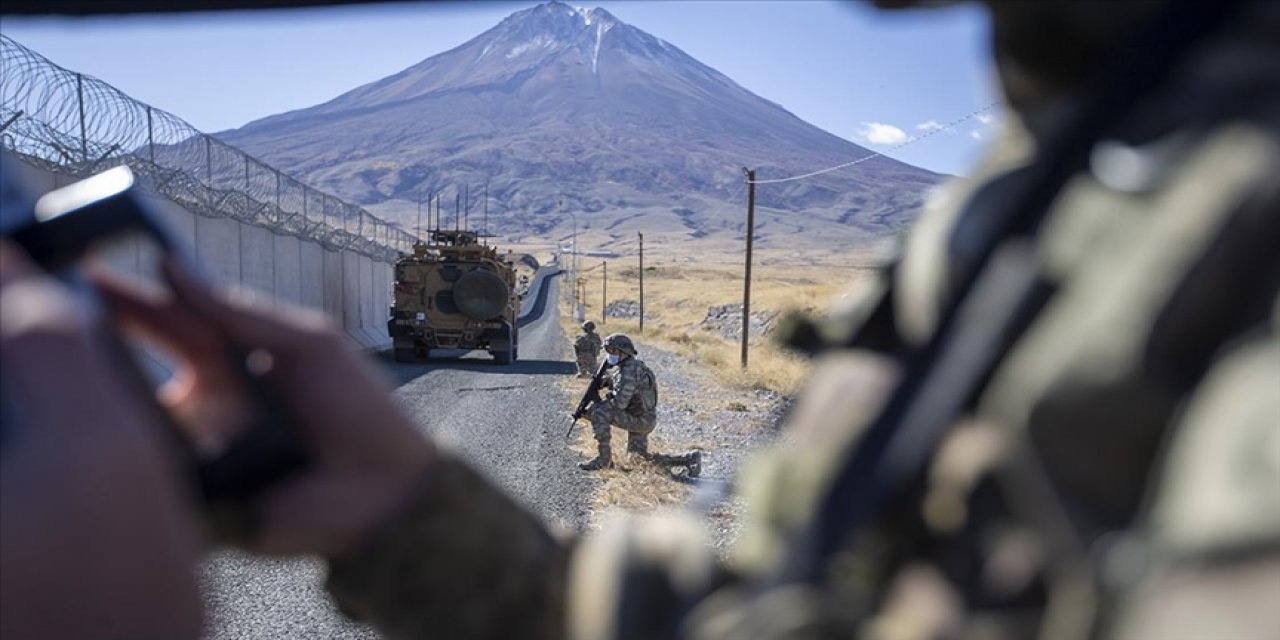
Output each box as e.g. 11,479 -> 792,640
216,1 -> 942,252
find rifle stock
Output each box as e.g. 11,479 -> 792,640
566,359 -> 613,438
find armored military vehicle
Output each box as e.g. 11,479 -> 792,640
389,230 -> 520,364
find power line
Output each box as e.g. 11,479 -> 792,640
748,103 -> 1000,185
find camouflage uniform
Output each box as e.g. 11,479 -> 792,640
589,356 -> 657,458
581,337 -> 700,471
574,327 -> 602,377
325,3 -> 1280,639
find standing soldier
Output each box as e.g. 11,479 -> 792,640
573,321 -> 602,378
579,334 -> 701,476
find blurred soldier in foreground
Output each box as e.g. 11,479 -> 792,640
3,0 -> 1278,639
578,333 -> 701,475
574,320 -> 603,377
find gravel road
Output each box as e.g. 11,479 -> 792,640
200,274 -> 588,639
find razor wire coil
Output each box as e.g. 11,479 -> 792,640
0,34 -> 412,261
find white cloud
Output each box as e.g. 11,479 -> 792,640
916,119 -> 961,135
855,121 -> 908,146
966,110 -> 1002,143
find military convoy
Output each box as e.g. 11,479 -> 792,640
388,230 -> 520,364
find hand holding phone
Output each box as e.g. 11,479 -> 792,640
0,240 -> 204,638
2,155 -> 433,556
98,259 -> 434,556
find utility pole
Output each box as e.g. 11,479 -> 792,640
741,168 -> 756,368
455,192 -> 460,235
602,261 -> 607,325
482,182 -> 489,245
569,210 -> 579,313
463,184 -> 469,232
638,232 -> 645,333
416,189 -> 423,243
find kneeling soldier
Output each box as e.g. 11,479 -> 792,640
580,334 -> 701,476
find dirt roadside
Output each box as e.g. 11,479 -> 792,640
560,335 -> 790,553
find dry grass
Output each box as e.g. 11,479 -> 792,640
564,248 -> 880,395
557,242 -> 885,519
560,376 -> 699,518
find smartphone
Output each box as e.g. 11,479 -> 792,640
0,152 -> 308,532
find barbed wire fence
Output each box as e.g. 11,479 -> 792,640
0,34 -> 414,262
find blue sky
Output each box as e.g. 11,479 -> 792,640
1,0 -> 999,175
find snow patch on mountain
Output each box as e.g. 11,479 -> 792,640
216,0 -> 943,246
507,34 -> 560,59
592,22 -> 615,74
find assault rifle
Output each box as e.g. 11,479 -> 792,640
565,359 -> 614,438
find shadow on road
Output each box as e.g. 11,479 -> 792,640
518,269 -> 561,328
379,352 -> 576,386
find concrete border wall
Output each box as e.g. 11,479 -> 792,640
240,224 -> 275,300
13,159 -> 395,355
272,234 -> 302,307
196,215 -> 241,287
299,242 -> 325,311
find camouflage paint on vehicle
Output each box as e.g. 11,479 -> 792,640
388,230 -> 520,364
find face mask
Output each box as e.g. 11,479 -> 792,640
606,353 -> 621,365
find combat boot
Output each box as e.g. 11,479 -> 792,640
684,451 -> 702,478
579,445 -> 613,471
627,437 -> 650,460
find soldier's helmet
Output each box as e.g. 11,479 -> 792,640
603,333 -> 637,356
582,321 -> 596,332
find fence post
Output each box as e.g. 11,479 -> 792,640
0,112 -> 23,136
146,106 -> 155,163
76,73 -> 88,162
275,169 -> 282,222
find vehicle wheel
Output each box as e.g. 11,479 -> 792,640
394,348 -> 416,363
491,343 -> 513,365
